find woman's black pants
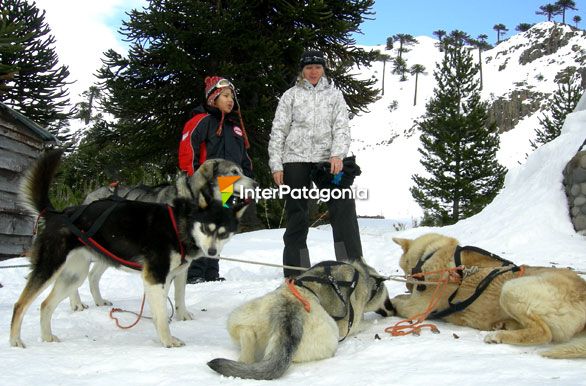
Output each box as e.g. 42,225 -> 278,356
282,162 -> 363,277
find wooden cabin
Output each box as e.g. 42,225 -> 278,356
0,102 -> 57,260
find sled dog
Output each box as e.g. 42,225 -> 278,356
391,233 -> 586,359
207,257 -> 395,379
11,150 -> 247,348
68,159 -> 257,310
83,158 -> 256,205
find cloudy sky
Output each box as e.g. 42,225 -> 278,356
34,0 -> 146,101
34,0 -> 583,105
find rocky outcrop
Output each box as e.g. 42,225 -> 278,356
518,24 -> 586,65
487,89 -> 548,133
563,149 -> 586,235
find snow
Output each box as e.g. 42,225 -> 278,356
1,107 -> 585,385
1,22 -> 586,385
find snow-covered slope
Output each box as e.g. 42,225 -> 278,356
350,22 -> 586,220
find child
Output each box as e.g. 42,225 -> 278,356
179,76 -> 253,283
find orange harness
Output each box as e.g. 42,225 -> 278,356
286,278 -> 311,312
386,264 -> 526,337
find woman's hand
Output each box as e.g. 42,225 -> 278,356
329,156 -> 343,174
273,171 -> 284,186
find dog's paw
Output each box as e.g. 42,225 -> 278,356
10,337 -> 26,348
175,310 -> 194,321
484,332 -> 503,344
42,334 -> 61,343
95,299 -> 113,307
70,302 -> 89,312
162,336 -> 185,348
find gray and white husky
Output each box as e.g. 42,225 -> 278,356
68,158 -> 257,310
207,257 -> 394,380
83,158 -> 256,205
11,150 -> 248,348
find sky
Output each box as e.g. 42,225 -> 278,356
31,0 -> 585,102
353,0 -> 584,45
1,101 -> 585,385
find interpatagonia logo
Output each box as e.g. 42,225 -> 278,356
218,176 -> 241,207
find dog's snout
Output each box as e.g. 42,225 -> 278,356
208,247 -> 217,256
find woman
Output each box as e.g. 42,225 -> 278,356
179,76 -> 253,283
268,50 -> 363,278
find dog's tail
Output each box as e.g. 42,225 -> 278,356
207,301 -> 304,380
540,333 -> 586,359
19,149 -> 63,216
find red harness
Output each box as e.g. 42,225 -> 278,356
37,204 -> 186,270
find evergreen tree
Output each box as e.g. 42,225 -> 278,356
378,52 -> 391,96
409,64 -> 426,106
392,33 -> 417,60
392,56 -> 408,81
433,29 -> 447,52
573,15 -> 582,28
410,36 -> 506,226
555,0 -> 577,24
467,34 -> 491,90
0,10 -> 25,87
91,0 -> 378,180
515,23 -> 535,32
0,0 -> 72,137
493,23 -> 508,44
536,4 -> 561,21
531,76 -> 582,149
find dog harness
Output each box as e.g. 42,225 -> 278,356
293,261 -> 360,342
411,245 -> 523,319
41,198 -> 186,270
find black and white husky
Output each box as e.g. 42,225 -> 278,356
69,158 -> 257,311
10,150 -> 247,348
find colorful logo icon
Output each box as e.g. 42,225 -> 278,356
218,176 -> 241,208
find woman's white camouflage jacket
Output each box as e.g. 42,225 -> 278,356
268,76 -> 350,173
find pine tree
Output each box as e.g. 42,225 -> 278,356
531,76 -> 582,149
392,56 -> 408,81
515,23 -> 535,32
91,0 -> 378,180
409,64 -> 426,106
433,29 -> 447,52
573,15 -> 582,28
467,34 -> 491,90
410,36 -> 506,226
555,0 -> 578,24
392,33 -> 417,60
493,23 -> 508,44
0,0 -> 72,137
536,4 -> 562,21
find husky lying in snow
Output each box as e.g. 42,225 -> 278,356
68,158 -> 257,311
208,257 -> 394,380
11,150 -> 248,348
391,233 -> 586,359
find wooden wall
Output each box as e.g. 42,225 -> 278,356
0,111 -> 44,260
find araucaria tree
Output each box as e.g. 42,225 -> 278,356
531,76 -> 582,149
410,36 -> 506,226
93,0 -> 379,178
0,0 -> 72,137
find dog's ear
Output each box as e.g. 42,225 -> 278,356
392,237 -> 411,253
176,171 -> 194,199
198,160 -> 216,180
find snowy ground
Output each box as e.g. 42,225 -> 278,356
1,108 -> 586,385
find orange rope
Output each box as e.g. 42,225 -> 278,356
385,266 -> 464,337
109,294 -> 146,329
286,278 -> 311,312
